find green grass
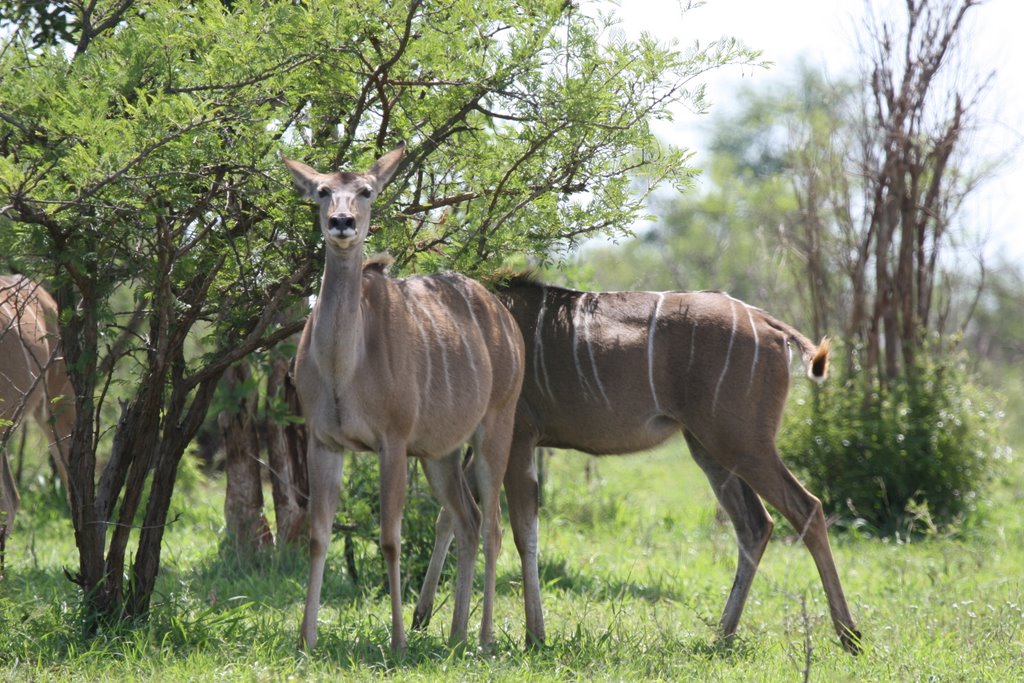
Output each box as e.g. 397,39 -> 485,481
2,436 -> 1022,680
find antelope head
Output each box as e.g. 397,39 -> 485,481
282,144 -> 405,250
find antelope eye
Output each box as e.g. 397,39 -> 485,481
359,187 -> 372,199
317,186 -> 331,198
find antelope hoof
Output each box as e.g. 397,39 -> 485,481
411,605 -> 432,631
524,630 -> 546,651
390,636 -> 409,657
839,625 -> 863,655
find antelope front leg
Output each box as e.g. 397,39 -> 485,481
685,432 -> 773,642
378,442 -> 409,653
300,442 -> 344,651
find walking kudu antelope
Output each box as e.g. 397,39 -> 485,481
414,276 -> 862,653
283,145 -> 527,652
0,275 -> 75,546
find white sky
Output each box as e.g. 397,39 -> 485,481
614,0 -> 1024,266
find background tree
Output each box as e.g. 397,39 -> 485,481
0,0 -> 755,622
0,2 -> 77,48
595,0 -> 995,365
586,0 -> 1010,533
585,62 -> 851,334
838,0 -> 992,383
781,0 -> 1008,532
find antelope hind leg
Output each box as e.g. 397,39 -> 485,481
413,449 -> 477,631
472,415 -> 515,647
502,433 -> 546,647
411,506 -> 455,631
420,450 -> 481,645
730,448 -> 862,654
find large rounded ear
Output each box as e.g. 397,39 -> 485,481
281,153 -> 322,200
368,143 -> 406,193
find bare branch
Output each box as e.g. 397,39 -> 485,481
74,0 -> 135,58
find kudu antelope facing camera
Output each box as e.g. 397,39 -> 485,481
414,277 -> 862,654
1,275 -> 75,547
283,145 -> 527,653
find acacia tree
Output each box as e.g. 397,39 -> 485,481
0,0 -> 752,621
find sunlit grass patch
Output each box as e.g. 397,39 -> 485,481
1,438 -> 1022,680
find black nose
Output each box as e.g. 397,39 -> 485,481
328,214 -> 355,232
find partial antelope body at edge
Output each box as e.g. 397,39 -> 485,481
0,275 -> 75,547
283,145 -> 528,653
414,275 -> 862,654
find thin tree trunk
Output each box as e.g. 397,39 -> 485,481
221,363 -> 273,550
265,358 -> 308,546
127,374 -> 221,616
57,279 -> 111,618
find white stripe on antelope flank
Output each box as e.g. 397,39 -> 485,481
532,286 -> 555,402
712,296 -> 739,415
448,278 -> 482,396
735,298 -> 760,396
571,294 -> 598,403
415,284 -> 453,402
402,296 -> 433,400
580,293 -> 612,408
647,292 -> 666,412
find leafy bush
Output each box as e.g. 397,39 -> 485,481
779,343 -> 1011,536
339,456 -> 447,598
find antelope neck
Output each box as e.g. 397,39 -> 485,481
312,246 -> 367,379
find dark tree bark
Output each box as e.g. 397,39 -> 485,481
264,359 -> 308,546
221,363 -> 273,550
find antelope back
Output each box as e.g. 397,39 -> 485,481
498,278 -> 810,455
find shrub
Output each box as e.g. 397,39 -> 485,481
778,342 -> 1011,536
339,455 -> 446,598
